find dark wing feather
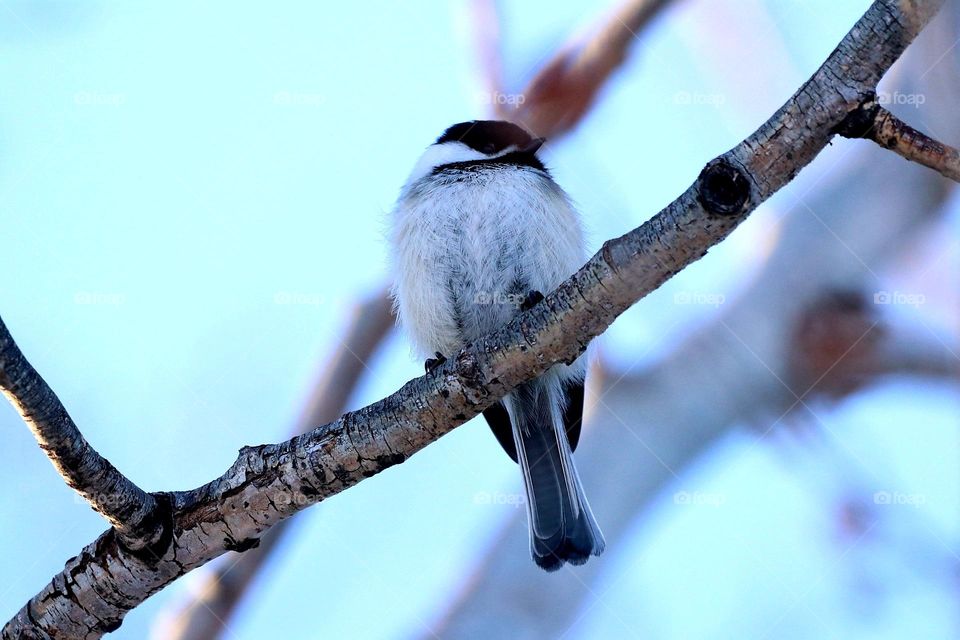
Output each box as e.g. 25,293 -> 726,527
562,379 -> 585,452
483,402 -> 517,462
484,377 -> 586,463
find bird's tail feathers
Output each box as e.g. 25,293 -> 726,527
505,374 -> 604,571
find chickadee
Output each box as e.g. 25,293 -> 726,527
389,120 -> 604,571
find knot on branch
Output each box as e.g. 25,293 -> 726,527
99,619 -> 123,634
126,492 -> 175,563
224,536 -> 261,553
833,92 -> 880,139
697,160 -> 750,216
453,349 -> 487,401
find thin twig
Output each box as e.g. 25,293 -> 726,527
835,95 -> 960,182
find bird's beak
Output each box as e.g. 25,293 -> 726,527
521,138 -> 545,154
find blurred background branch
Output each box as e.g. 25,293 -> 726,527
154,291 -> 393,640
475,0 -> 677,138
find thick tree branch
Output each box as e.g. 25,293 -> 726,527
835,94 -> 960,182
0,316 -> 168,553
2,0 -> 945,637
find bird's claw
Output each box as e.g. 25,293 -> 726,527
424,351 -> 447,374
520,290 -> 545,312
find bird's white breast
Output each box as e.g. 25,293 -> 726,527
389,163 -> 586,359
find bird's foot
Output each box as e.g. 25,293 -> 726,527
424,351 -> 447,374
520,290 -> 545,312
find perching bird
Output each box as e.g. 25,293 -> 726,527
388,120 -> 604,571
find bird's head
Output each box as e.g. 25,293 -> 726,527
406,120 -> 545,184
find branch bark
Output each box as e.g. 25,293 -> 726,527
0,316 -> 168,553
2,0 -> 946,637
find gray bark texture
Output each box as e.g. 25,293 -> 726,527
0,0 -> 948,637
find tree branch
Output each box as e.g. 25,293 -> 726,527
0,316 -> 169,553
430,2 -> 960,631
162,0 -> 676,632
2,0 -> 945,637
835,94 -> 960,182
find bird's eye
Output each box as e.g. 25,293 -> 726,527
481,142 -> 497,154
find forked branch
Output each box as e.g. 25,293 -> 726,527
0,316 -> 169,553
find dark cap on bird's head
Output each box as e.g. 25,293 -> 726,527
404,119 -> 547,184
437,120 -> 545,156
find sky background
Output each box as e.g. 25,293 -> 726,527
0,1 -> 957,639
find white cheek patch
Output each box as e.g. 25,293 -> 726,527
406,142 -> 486,185
405,141 -> 520,185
